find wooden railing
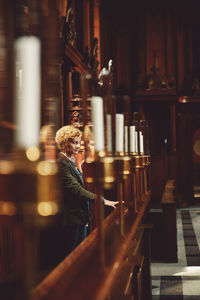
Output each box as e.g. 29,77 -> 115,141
31,192 -> 152,300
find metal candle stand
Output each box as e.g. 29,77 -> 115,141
84,152 -> 115,266
130,154 -> 144,209
0,150 -> 61,298
146,155 -> 151,191
140,153 -> 147,197
141,154 -> 148,194
129,153 -> 138,213
114,153 -> 132,237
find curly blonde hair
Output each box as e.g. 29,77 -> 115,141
55,125 -> 82,151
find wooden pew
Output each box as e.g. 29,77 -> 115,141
147,179 -> 177,263
31,192 -> 152,300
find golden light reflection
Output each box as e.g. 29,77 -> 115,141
0,201 -> 16,216
37,201 -> 58,216
26,146 -> 40,161
105,176 -> 115,183
37,161 -> 57,176
85,157 -> 93,163
98,150 -> 105,157
85,177 -> 94,183
104,157 -> 114,163
194,193 -> 200,198
0,161 -> 15,174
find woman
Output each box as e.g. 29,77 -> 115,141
55,125 -> 117,255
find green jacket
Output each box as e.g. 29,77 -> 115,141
57,153 -> 96,226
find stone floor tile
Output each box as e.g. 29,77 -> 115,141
184,237 -> 198,245
183,279 -> 200,295
185,246 -> 200,256
186,256 -> 200,266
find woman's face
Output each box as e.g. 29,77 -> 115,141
65,137 -> 81,156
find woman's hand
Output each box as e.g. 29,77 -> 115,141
104,199 -> 119,208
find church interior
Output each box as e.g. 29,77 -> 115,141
1,0 -> 200,299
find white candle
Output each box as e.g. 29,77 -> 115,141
115,114 -> 124,153
14,36 -> 41,148
140,131 -> 144,154
91,96 -> 104,152
106,114 -> 112,153
130,125 -> 136,153
135,131 -> 138,153
124,126 -> 128,153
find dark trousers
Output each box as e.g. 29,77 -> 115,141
64,224 -> 88,255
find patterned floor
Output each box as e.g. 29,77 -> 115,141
152,208 -> 200,300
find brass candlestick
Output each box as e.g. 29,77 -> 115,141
5,149 -> 61,299
139,154 -> 145,202
12,151 -> 39,299
141,154 -> 148,194
129,153 -> 138,213
139,153 -> 147,197
146,155 -> 151,191
0,159 -> 20,296
114,154 -> 131,236
85,153 -> 115,266
130,154 -> 144,209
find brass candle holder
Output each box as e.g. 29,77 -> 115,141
84,152 -> 115,266
0,148 -> 62,298
140,154 -> 151,194
130,153 -> 144,209
0,159 -> 19,294
10,151 -> 40,298
12,149 -> 61,227
146,154 -> 151,191
114,153 -> 132,236
140,153 -> 148,196
129,153 -> 138,213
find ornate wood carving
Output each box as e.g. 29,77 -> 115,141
90,37 -> 99,73
82,37 -> 99,76
62,0 -> 76,46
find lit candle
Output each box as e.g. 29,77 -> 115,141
91,96 -> 104,152
124,126 -> 128,153
106,114 -> 112,153
140,131 -> 144,154
14,36 -> 41,148
115,114 -> 124,153
130,125 -> 136,153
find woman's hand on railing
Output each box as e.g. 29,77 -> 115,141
103,199 -> 119,208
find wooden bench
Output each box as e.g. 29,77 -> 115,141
147,179 -> 177,262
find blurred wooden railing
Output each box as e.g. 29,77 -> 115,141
31,192 -> 152,300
